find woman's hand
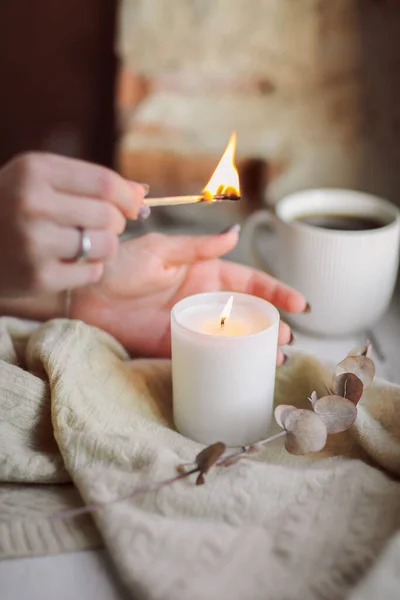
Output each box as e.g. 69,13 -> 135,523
0,153 -> 148,297
72,229 -> 307,364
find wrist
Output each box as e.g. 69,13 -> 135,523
66,288 -> 80,320
0,292 -> 65,321
65,290 -> 72,318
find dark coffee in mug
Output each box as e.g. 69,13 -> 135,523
293,213 -> 385,231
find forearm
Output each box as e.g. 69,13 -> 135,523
0,293 -> 66,321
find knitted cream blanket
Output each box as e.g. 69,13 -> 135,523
0,317 -> 399,600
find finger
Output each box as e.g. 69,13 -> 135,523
218,261 -> 307,313
276,350 -> 286,367
163,227 -> 240,266
39,261 -> 104,292
61,228 -> 120,261
34,224 -> 120,262
46,193 -> 126,235
40,153 -> 147,219
278,321 -> 292,346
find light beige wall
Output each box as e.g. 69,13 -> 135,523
117,0 -> 400,207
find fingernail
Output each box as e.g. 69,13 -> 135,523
303,302 -> 312,313
140,183 -> 150,197
288,332 -> 295,345
138,205 -> 151,220
220,224 -> 241,235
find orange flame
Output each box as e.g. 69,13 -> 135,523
220,295 -> 234,327
203,133 -> 240,201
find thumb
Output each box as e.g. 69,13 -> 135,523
165,224 -> 240,265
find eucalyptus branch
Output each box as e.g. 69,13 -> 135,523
50,468 -> 198,521
49,433 -> 285,521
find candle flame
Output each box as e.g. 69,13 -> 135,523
203,133 -> 240,201
220,296 -> 234,328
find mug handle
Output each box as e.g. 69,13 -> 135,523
241,209 -> 278,274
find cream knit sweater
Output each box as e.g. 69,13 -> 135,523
0,317 -> 399,600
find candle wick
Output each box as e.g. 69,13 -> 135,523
220,317 -> 226,328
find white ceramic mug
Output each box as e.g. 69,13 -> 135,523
241,189 -> 400,336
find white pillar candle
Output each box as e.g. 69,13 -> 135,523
171,292 -> 280,446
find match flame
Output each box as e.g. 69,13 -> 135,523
220,296 -> 234,327
203,133 -> 240,201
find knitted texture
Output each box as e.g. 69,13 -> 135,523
0,317 -> 399,600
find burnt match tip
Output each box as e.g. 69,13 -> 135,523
213,194 -> 241,202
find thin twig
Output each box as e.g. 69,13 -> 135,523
50,468 -> 198,521
216,431 -> 286,466
257,431 -> 287,446
49,432 -> 286,521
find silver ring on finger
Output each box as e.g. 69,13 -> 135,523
75,227 -> 92,262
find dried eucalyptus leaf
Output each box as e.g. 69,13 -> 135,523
308,391 -> 318,407
275,405 -> 297,429
336,356 -> 375,388
195,442 -> 226,475
283,409 -> 327,455
347,342 -> 372,359
196,473 -> 205,486
332,372 -> 364,405
313,395 -> 357,434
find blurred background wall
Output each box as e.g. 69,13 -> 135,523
0,0 -> 399,228
117,0 -> 400,217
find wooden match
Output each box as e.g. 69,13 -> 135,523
144,194 -> 241,208
143,133 -> 241,208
